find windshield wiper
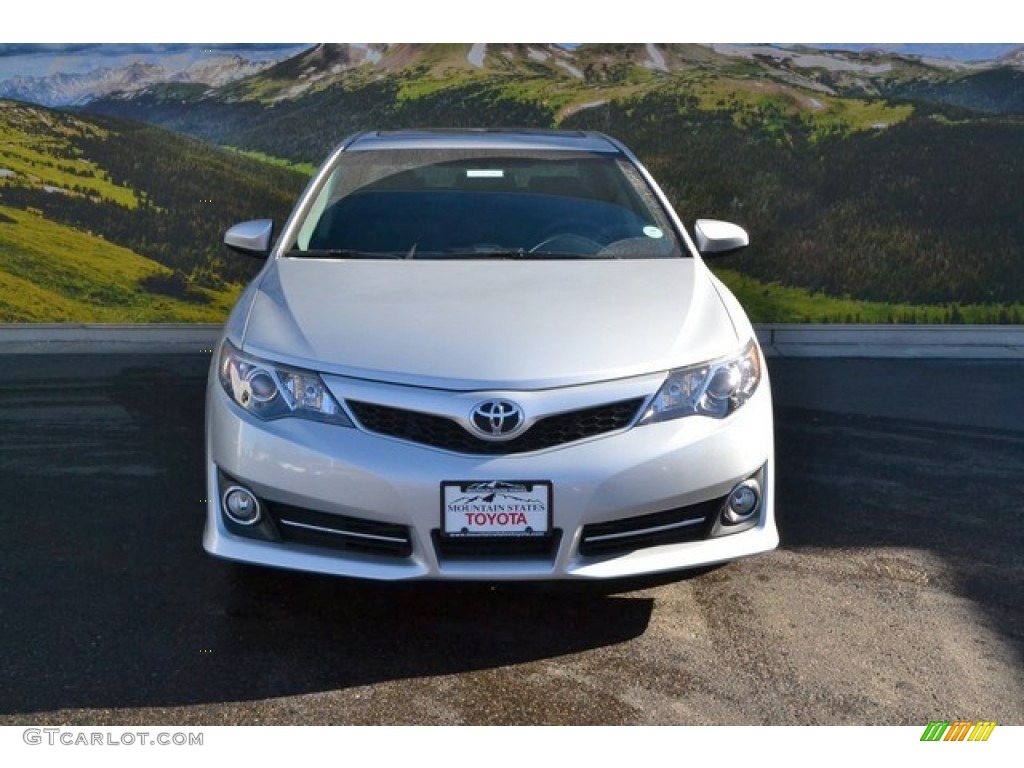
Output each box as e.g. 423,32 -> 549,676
285,249 -> 402,260
473,249 -> 531,259
526,251 -> 620,259
406,249 -> 533,260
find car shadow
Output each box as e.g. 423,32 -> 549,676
0,358 -> 656,716
769,358 -> 1024,671
5,355 -> 1021,719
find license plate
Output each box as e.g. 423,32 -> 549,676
441,481 -> 551,537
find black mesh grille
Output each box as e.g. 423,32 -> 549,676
264,501 -> 413,558
346,398 -> 644,455
578,496 -> 724,556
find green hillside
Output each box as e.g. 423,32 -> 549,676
0,204 -> 238,321
562,94 -> 1024,306
713,268 -> 1024,325
886,68 -> 1024,114
89,44 -> 923,161
0,100 -> 307,322
83,45 -> 1024,314
5,43 -> 1024,323
0,105 -> 138,207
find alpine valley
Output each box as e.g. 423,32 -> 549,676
2,43 -> 1023,323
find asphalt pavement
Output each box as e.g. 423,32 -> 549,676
0,354 -> 1021,725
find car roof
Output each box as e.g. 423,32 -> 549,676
344,129 -> 623,153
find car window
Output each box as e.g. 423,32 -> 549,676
289,150 -> 682,259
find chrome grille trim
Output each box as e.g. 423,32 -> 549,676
278,518 -> 410,544
582,516 -> 707,544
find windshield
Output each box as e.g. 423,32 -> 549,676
288,148 -> 683,259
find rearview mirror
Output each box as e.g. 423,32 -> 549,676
224,219 -> 274,259
693,219 -> 749,256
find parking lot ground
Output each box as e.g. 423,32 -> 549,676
0,355 -> 1021,724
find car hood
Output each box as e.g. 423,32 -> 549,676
240,257 -> 740,390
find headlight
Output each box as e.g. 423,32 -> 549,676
217,341 -> 353,427
639,339 -> 761,424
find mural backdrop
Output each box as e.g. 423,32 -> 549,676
1,43 -> 1022,323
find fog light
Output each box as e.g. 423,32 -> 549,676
223,486 -> 261,526
723,480 -> 760,524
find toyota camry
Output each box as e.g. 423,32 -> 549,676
204,129 -> 777,580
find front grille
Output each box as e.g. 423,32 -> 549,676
347,398 -> 644,455
432,530 -> 562,560
578,496 -> 724,557
264,501 -> 413,558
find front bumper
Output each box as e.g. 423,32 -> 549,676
204,368 -> 777,581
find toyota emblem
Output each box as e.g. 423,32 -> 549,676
470,400 -> 524,439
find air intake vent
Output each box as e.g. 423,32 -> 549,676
265,502 -> 412,558
578,496 -> 724,556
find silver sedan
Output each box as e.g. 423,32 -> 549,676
204,129 -> 777,580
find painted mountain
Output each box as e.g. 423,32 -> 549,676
0,101 -> 305,321
2,43 -> 1023,322
0,44 -> 308,106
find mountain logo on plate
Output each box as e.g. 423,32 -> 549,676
443,481 -> 551,537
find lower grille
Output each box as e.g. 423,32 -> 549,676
432,530 -> 562,560
578,496 -> 724,556
265,501 -> 413,558
347,398 -> 645,455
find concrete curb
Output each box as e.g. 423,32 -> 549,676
0,324 -> 222,355
757,324 -> 1024,359
1,323 -> 1023,358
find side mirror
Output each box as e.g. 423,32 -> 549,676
224,219 -> 274,259
693,219 -> 749,256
